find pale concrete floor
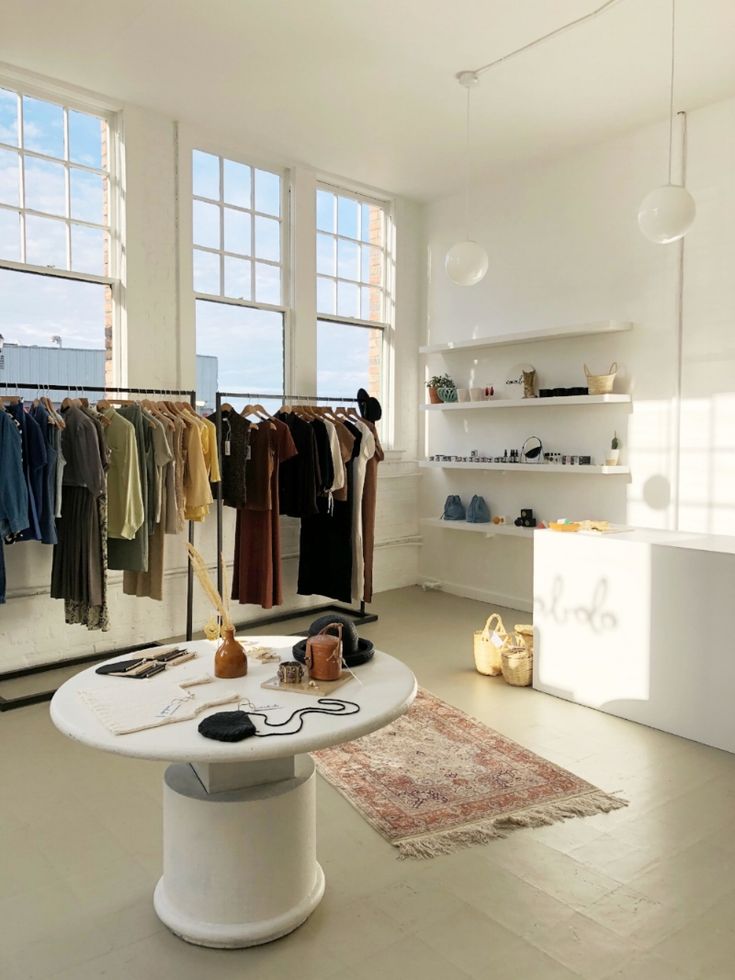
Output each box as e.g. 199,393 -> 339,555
2,586 -> 735,980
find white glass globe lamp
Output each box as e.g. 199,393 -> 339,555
638,183 -> 696,244
445,240 -> 489,286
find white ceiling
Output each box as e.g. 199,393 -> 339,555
2,0 -> 735,201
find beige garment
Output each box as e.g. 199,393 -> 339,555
361,420 -> 384,603
171,415 -> 186,532
162,421 -> 179,535
183,415 -> 214,521
77,680 -> 239,736
350,419 -> 376,601
331,420 -> 355,502
101,407 -> 144,540
322,418 -> 345,493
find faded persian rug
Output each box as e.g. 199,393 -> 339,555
314,688 -> 627,858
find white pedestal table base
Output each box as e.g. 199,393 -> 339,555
153,754 -> 325,948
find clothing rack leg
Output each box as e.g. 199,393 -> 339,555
186,389 -> 197,641
186,521 -> 195,642
215,391 -> 224,598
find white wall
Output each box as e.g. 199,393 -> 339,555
1,98 -> 422,674
420,94 -> 735,610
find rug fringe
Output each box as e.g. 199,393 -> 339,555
396,790 -> 628,860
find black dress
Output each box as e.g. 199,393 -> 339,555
209,409 -> 251,508
297,420 -> 361,603
277,413 -> 320,518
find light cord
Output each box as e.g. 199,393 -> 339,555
668,0 -> 676,183
464,85 -> 471,240
472,0 -> 624,77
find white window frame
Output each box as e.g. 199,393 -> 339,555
316,181 -> 392,330
192,149 -> 289,315
190,144 -> 291,399
0,68 -> 124,380
315,180 -> 395,419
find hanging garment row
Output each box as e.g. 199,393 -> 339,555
0,390 -> 220,630
211,399 -> 383,612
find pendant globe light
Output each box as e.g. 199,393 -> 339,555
638,0 -> 695,244
445,71 -> 489,286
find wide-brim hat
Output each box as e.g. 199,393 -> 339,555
357,388 -> 382,423
292,613 -> 375,668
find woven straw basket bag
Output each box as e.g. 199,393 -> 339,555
473,613 -> 508,676
584,362 -> 618,395
513,624 -> 534,652
501,635 -> 533,687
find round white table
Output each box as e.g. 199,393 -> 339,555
50,637 -> 416,949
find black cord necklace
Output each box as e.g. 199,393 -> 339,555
198,698 -> 360,743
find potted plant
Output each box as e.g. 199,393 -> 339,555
426,374 -> 456,404
607,432 -> 620,466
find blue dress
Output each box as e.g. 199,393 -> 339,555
0,411 -> 29,603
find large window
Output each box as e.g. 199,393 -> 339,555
316,185 -> 392,401
193,150 -> 285,412
0,83 -> 117,389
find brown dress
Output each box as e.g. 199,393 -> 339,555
232,420 -> 297,609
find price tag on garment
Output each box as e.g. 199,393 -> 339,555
157,691 -> 194,718
490,632 -> 505,648
246,445 -> 252,460
224,439 -> 231,457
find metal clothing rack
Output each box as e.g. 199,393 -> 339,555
0,383 -> 197,711
213,390 -> 378,631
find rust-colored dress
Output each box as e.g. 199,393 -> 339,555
232,419 -> 296,609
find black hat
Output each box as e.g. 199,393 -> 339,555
357,388 -> 382,423
292,614 -> 375,668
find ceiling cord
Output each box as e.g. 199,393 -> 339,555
471,0 -> 625,77
667,0 -> 676,183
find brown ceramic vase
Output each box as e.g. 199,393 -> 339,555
214,627 -> 248,678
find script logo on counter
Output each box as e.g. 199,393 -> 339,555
534,576 -> 617,633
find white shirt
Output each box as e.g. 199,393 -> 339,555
322,418 -> 345,493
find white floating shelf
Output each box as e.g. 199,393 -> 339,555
420,394 -> 631,411
419,461 -> 630,475
419,320 -> 634,356
421,517 -> 534,538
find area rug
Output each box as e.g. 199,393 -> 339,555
314,688 -> 627,858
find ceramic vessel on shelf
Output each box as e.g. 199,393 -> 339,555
214,627 -> 248,678
428,387 -> 442,404
469,386 -> 485,401
438,386 -> 458,403
456,388 -> 470,402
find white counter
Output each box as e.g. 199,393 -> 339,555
533,527 -> 735,753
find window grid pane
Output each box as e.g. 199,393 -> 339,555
0,87 -> 116,401
315,186 -> 389,326
192,149 -> 283,306
0,89 -> 111,277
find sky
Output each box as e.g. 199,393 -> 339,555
0,91 -> 381,403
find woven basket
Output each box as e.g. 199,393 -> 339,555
501,639 -> 533,687
584,362 -> 617,395
473,613 -> 508,676
513,624 -> 534,652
